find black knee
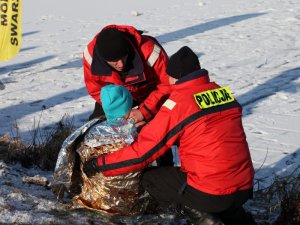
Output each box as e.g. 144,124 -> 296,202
218,207 -> 257,225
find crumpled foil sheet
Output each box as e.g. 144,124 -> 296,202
84,118 -> 137,147
52,117 -> 149,215
52,118 -> 100,194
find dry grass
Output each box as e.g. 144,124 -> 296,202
0,115 -> 74,171
250,168 -> 300,225
271,173 -> 300,225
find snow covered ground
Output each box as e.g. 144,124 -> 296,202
0,0 -> 300,224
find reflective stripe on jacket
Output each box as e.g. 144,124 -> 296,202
97,69 -> 254,195
83,25 -> 170,121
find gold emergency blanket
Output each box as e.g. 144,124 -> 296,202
72,142 -> 148,215
52,118 -> 149,216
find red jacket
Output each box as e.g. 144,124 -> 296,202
97,69 -> 255,195
83,25 -> 170,121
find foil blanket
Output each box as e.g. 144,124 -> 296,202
52,117 -> 149,215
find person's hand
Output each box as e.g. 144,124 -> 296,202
129,108 -> 144,123
83,158 -> 101,177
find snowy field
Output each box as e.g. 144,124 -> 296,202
0,0 -> 300,224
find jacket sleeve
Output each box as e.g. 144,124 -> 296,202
97,102 -> 181,176
138,41 -> 171,121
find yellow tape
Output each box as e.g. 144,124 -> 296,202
0,0 -> 22,61
193,86 -> 235,109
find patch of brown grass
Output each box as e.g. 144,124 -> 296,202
0,116 -> 74,171
272,175 -> 300,225
250,168 -> 300,225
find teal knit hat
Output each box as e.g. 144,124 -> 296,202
100,84 -> 133,119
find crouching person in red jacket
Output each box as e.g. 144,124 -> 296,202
83,24 -> 171,123
83,46 -> 257,225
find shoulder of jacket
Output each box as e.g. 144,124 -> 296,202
139,36 -> 163,67
140,35 -> 158,49
162,99 -> 177,110
83,37 -> 97,66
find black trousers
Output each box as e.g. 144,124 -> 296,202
88,102 -> 174,166
142,167 -> 257,225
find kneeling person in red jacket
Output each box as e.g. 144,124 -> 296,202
83,46 -> 257,225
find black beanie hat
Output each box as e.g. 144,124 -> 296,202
95,28 -> 129,61
167,46 -> 201,79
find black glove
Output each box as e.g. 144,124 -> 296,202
83,158 -> 101,177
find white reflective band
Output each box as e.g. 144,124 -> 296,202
147,44 -> 161,67
83,46 -> 93,66
163,99 -> 176,110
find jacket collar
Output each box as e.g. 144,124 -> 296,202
175,68 -> 210,85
